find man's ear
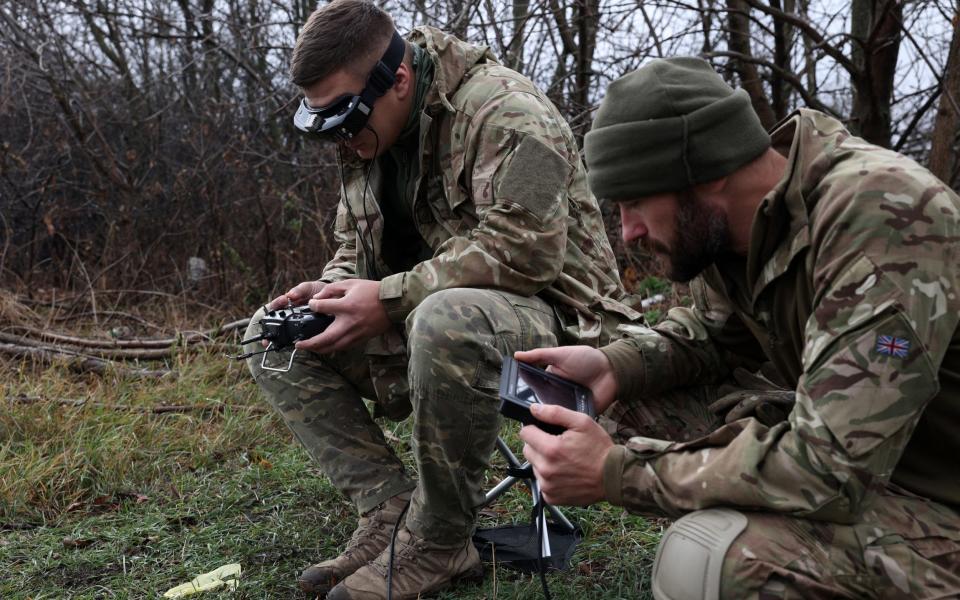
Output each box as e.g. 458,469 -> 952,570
391,61 -> 413,100
696,176 -> 727,196
693,176 -> 729,206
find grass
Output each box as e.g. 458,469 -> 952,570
1,346 -> 662,599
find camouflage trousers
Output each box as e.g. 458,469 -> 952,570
245,288 -> 562,544
602,381 -> 960,599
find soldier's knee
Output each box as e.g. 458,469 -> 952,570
651,508 -> 747,600
406,289 -> 507,387
406,288 -> 500,346
243,306 -> 269,378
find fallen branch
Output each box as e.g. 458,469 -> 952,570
5,327 -> 177,348
8,395 -> 88,407
216,317 -> 252,333
0,332 -> 175,360
4,318 -> 250,350
7,394 -> 269,414
152,403 -> 268,415
0,342 -> 171,378
51,310 -> 165,331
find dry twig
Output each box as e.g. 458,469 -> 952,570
7,394 -> 268,414
4,318 -> 249,350
0,342 -> 171,378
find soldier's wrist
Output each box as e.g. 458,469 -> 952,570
599,340 -> 645,404
602,444 -> 628,506
378,273 -> 413,323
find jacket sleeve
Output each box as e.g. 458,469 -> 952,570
319,196 -> 359,284
602,172 -> 960,523
377,90 -> 574,322
600,276 -> 765,403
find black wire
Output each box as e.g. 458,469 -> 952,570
335,138 -> 380,282
359,125 -> 381,280
536,491 -> 552,600
227,347 -> 272,361
386,497 -> 411,600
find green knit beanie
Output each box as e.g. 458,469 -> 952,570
585,57 -> 771,201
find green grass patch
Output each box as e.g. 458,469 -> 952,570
634,276 -> 671,299
1,349 -> 660,599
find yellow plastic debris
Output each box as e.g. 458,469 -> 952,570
163,563 -> 242,598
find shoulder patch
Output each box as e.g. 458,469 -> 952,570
875,334 -> 910,358
496,134 -> 569,218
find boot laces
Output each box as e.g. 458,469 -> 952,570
343,513 -> 386,557
370,533 -> 422,576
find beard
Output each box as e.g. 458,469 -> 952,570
660,189 -> 732,282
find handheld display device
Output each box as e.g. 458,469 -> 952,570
498,356 -> 595,435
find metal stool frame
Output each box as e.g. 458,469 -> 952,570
482,437 -> 577,558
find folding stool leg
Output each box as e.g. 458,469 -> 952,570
483,437 -> 576,534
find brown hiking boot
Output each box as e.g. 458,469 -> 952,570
325,528 -> 483,600
298,493 -> 410,595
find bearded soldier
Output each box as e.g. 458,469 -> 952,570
519,57 -> 960,598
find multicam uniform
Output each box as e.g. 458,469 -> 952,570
246,26 -> 640,544
598,109 -> 960,597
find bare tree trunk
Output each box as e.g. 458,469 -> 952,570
201,0 -> 221,101
797,0 -> 817,96
295,0 -> 318,37
725,0 -> 777,128
770,0 -> 793,121
506,0 -> 530,70
849,0 -> 901,147
547,0 -> 600,140
930,9 -> 960,186
573,0 -> 600,116
447,0 -> 472,40
698,0 -> 715,55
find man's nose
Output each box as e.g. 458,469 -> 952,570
619,206 -> 647,244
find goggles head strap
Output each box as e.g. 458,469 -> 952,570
366,31 -> 406,97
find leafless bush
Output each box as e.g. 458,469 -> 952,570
1,0 -> 956,310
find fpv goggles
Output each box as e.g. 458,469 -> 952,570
293,31 -> 406,140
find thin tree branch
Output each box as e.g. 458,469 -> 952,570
738,0 -> 858,73
702,50 -> 840,116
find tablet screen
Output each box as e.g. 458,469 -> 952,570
515,362 -> 580,411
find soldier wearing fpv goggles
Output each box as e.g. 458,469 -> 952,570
242,1 -> 643,598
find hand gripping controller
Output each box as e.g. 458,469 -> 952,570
233,305 -> 334,372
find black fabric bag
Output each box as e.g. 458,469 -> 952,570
473,519 -> 582,573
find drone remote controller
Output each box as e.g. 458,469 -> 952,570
253,306 -> 334,350
232,305 -> 334,371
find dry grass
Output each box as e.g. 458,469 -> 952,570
1,297 -> 663,599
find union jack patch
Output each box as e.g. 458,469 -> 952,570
876,335 -> 910,358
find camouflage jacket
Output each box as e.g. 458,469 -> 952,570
600,109 -> 960,520
319,26 -> 641,345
